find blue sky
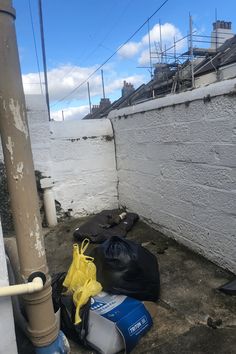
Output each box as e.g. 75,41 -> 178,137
13,0 -> 236,120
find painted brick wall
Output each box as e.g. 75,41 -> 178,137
27,96 -> 118,215
0,95 -> 51,176
50,119 -> 118,216
0,95 -> 118,226
110,79 -> 236,273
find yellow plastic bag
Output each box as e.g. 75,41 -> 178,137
63,239 -> 102,324
73,279 -> 102,324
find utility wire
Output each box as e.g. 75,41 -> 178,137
28,0 -> 44,95
51,0 -> 168,107
59,0 -> 134,83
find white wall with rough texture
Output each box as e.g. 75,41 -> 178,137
26,95 -> 51,176
110,78 -> 236,273
0,95 -> 51,174
0,220 -> 17,354
1,95 -> 118,219
195,63 -> 236,88
50,119 -> 118,216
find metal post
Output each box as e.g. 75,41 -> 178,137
215,8 -> 218,50
0,0 -> 58,348
101,69 -> 106,99
174,36 -> 176,63
159,19 -> 163,63
189,13 -> 195,88
38,0 -> 51,121
148,19 -> 153,79
87,82 -> 92,114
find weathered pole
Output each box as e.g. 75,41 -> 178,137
189,13 -> 195,88
0,0 -> 58,348
38,0 -> 51,121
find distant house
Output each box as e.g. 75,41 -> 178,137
194,35 -> 236,87
83,97 -> 112,120
83,20 -> 236,119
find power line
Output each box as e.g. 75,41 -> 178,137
58,0 -> 134,83
28,0 -> 43,95
51,0 -> 168,107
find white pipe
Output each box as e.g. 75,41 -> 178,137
0,277 -> 43,297
43,187 -> 57,227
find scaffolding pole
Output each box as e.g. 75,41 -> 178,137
189,13 -> 195,88
87,82 -> 92,114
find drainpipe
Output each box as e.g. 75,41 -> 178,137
40,178 -> 57,227
0,1 -> 68,352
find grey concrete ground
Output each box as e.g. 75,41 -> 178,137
44,217 -> 236,354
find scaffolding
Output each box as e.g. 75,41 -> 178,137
140,16 -> 234,95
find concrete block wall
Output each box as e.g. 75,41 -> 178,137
0,95 -> 51,175
27,97 -> 118,215
50,119 -> 118,216
110,78 -> 236,273
0,95 -> 118,225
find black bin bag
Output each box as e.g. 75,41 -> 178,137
51,273 -> 90,346
91,236 -> 160,301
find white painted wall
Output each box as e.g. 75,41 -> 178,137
0,220 -> 17,354
27,97 -> 118,216
0,94 -> 51,176
50,119 -> 118,216
26,95 -> 51,176
195,63 -> 236,88
110,78 -> 236,273
1,95 -> 118,219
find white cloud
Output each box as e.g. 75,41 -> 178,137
22,64 -> 144,105
51,105 -> 89,121
22,64 -> 101,101
142,23 -> 182,46
138,49 -> 151,66
117,22 -> 185,65
22,21 -> 185,107
47,73 -> 144,121
49,73 -> 145,121
118,41 -> 141,58
139,23 -> 186,65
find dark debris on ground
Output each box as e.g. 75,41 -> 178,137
44,217 -> 236,354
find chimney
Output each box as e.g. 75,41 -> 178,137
211,20 -> 233,49
122,81 -> 135,97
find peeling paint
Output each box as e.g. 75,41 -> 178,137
30,216 -> 45,258
67,135 -> 114,142
103,135 -> 114,142
9,98 -> 29,138
16,162 -> 24,178
5,136 -> 14,164
2,99 -> 7,111
12,162 -> 24,181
